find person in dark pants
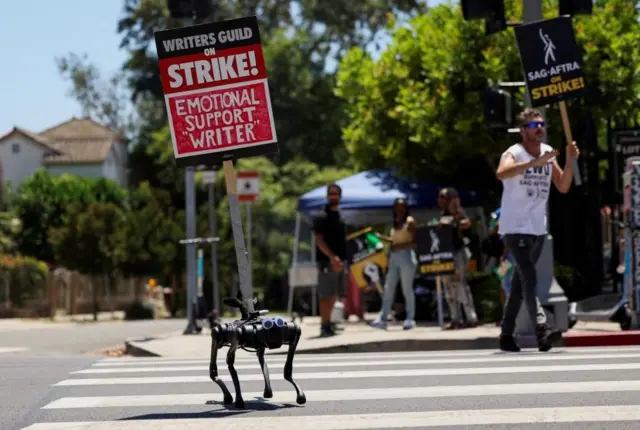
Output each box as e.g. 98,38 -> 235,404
495,107 -> 580,352
312,183 -> 348,337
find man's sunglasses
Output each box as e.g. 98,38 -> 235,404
523,121 -> 545,129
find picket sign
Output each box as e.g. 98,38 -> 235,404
154,16 -> 279,309
514,15 -> 585,186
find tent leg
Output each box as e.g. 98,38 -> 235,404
288,213 -> 301,317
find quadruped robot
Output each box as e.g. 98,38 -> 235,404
209,291 -> 307,408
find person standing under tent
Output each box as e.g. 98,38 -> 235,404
495,107 -> 580,352
370,198 -> 418,330
439,188 -> 479,329
312,183 -> 348,337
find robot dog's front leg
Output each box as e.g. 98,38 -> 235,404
226,334 -> 245,408
257,347 -> 273,398
284,322 -> 306,405
209,326 -> 233,404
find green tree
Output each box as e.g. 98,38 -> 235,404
0,211 -> 22,255
114,182 -> 183,279
11,170 -> 127,263
335,0 -> 640,187
49,202 -> 124,320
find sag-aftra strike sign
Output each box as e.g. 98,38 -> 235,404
154,16 -> 278,167
514,16 -> 586,107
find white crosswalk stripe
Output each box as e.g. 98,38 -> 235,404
0,346 -> 29,354
20,345 -> 640,429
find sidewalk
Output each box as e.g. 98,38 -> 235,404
124,314 -> 640,358
0,311 -> 125,332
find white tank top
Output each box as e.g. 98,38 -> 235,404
498,143 -> 554,236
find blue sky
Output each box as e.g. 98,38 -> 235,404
0,1 -> 447,135
0,1 -> 128,134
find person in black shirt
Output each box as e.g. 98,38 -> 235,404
312,183 -> 348,337
439,187 -> 478,329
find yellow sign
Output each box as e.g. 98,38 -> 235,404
419,261 -> 455,274
531,77 -> 585,101
350,249 -> 388,292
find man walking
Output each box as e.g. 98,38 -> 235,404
496,107 -> 580,352
312,183 -> 348,337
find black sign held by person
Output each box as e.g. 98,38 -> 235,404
514,16 -> 586,107
415,225 -> 455,275
613,129 -> 640,194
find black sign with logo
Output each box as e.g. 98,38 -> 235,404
613,128 -> 640,194
415,225 -> 455,276
514,16 -> 586,107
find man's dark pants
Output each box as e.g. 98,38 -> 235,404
501,233 -> 548,336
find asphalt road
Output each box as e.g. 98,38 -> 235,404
0,318 -> 188,356
8,345 -> 640,429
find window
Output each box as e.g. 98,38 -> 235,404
11,143 -> 19,154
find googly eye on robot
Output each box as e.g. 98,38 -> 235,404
210,291 -> 306,408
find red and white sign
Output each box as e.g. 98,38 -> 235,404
237,171 -> 260,202
154,16 -> 278,167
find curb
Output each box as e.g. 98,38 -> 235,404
563,331 -> 640,347
124,339 -> 161,357
270,338 -> 500,354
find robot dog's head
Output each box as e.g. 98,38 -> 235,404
261,316 -> 286,329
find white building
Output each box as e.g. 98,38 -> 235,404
0,116 -> 128,191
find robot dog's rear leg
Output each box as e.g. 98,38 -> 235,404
209,336 -> 233,404
227,339 -> 244,408
257,347 -> 273,398
284,323 -> 306,405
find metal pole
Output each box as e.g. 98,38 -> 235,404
523,0 -> 544,116
181,12 -> 198,334
183,166 -> 198,334
197,248 -> 204,296
208,177 -> 220,314
246,202 -> 252,288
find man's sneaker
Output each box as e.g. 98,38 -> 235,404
320,322 -> 336,337
536,324 -> 562,352
499,334 -> 521,352
369,319 -> 388,330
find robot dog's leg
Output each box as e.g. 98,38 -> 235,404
257,347 -> 273,398
209,332 -> 233,404
284,323 -> 306,405
226,338 -> 244,408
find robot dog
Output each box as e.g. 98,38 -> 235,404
209,292 -> 306,408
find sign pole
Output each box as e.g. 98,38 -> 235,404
435,276 -> 444,327
223,161 -> 254,312
558,101 -> 583,186
183,166 -> 198,334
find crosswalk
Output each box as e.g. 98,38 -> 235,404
20,345 -> 640,429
